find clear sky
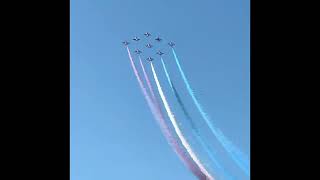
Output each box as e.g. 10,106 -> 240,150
71,0 -> 250,179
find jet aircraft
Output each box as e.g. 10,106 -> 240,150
122,41 -> 129,46
168,42 -> 175,47
156,50 -> 164,56
155,37 -> 162,42
144,32 -> 151,37
133,36 -> 140,41
134,49 -> 142,54
146,57 -> 154,61
146,43 -> 153,48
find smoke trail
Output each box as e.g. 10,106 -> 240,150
139,56 -> 157,104
126,47 -> 206,179
161,58 -> 234,180
150,62 -> 214,180
139,56 -> 211,180
171,48 -> 250,176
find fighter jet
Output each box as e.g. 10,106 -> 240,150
134,49 -> 142,54
145,43 -> 153,48
133,36 -> 140,41
155,36 -> 162,42
144,32 -> 151,37
122,41 -> 129,46
156,50 -> 164,56
146,57 -> 154,61
168,42 -> 175,47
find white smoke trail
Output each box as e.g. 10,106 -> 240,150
150,62 -> 214,180
126,47 -> 206,179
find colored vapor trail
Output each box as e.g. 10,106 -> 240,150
126,47 -> 206,179
150,62 -> 214,180
171,48 -> 250,176
161,58 -> 234,180
139,56 -> 157,104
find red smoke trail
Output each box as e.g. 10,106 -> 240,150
126,46 -> 206,179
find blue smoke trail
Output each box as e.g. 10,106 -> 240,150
151,62 -> 215,180
171,48 -> 250,176
161,57 -> 234,180
126,47 -> 206,179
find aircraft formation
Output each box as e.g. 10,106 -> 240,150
123,32 -> 250,180
122,32 -> 175,62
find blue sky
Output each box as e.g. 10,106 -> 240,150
71,0 -> 249,179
